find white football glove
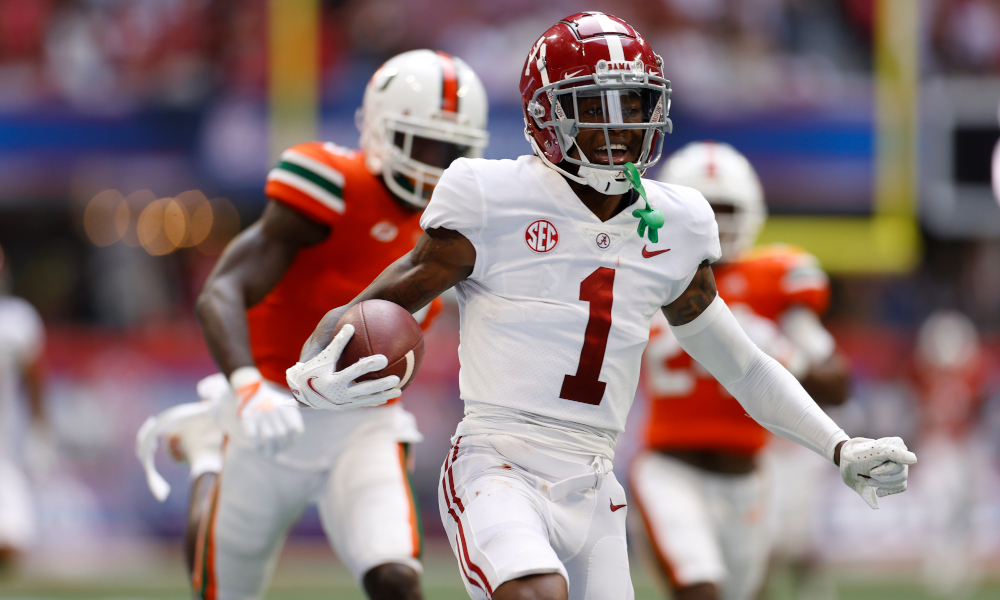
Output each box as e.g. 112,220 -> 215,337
285,324 -> 402,410
136,400 -> 220,502
231,367 -> 304,458
840,436 -> 917,509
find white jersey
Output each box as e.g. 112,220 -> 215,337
0,296 -> 44,458
421,155 -> 720,457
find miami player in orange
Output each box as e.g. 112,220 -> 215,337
630,142 -> 850,600
135,50 -> 488,600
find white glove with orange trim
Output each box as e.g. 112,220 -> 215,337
231,366 -> 304,457
285,324 -> 402,410
840,436 -> 917,509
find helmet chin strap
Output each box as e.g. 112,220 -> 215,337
549,136 -> 633,195
569,138 -> 632,195
577,165 -> 631,195
529,135 -> 641,197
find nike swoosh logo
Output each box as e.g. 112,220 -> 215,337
235,381 -> 261,415
307,377 -> 341,405
641,245 -> 671,258
610,499 -> 627,512
564,67 -> 587,79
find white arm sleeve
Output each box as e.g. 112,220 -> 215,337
669,295 -> 849,462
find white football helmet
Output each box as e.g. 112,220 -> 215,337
358,49 -> 489,208
916,310 -> 980,371
655,141 -> 766,262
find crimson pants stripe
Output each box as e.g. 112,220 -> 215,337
447,437 -> 465,512
456,538 -> 485,592
442,442 -> 482,591
450,510 -> 486,594
442,438 -> 493,596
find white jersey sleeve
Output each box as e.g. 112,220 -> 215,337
646,182 -> 722,305
420,158 -> 487,277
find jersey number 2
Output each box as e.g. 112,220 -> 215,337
560,267 -> 615,405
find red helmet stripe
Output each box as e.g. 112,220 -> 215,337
437,51 -> 459,113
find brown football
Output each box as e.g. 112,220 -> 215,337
334,300 -> 424,391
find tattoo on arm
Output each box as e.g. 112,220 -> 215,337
385,279 -> 431,308
663,261 -> 718,326
411,232 -> 458,259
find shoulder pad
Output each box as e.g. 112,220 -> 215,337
266,142 -> 350,217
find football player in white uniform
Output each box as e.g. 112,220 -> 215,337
288,12 -> 917,600
0,246 -> 47,570
136,50 -> 488,600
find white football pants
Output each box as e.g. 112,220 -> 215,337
630,452 -> 769,600
439,434 -> 634,600
192,402 -> 422,600
0,458 -> 35,550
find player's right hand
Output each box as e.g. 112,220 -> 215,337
840,436 -> 917,509
285,324 -> 402,410
231,367 -> 304,457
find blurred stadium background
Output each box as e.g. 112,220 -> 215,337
0,0 -> 999,598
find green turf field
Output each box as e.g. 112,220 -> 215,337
1,541 -> 997,599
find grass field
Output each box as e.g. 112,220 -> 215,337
1,540 -> 997,599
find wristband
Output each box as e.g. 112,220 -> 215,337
230,366 -> 263,413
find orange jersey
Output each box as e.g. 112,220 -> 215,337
642,244 -> 830,455
912,356 -> 986,439
247,142 -> 440,386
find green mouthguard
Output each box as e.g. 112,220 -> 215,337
624,162 -> 663,243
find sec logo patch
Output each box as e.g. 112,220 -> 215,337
525,220 -> 558,253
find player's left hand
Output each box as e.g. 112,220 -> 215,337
231,367 -> 304,457
840,436 -> 917,509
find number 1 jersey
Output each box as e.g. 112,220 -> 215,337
420,155 -> 721,455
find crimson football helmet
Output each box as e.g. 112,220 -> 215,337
521,12 -> 671,195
